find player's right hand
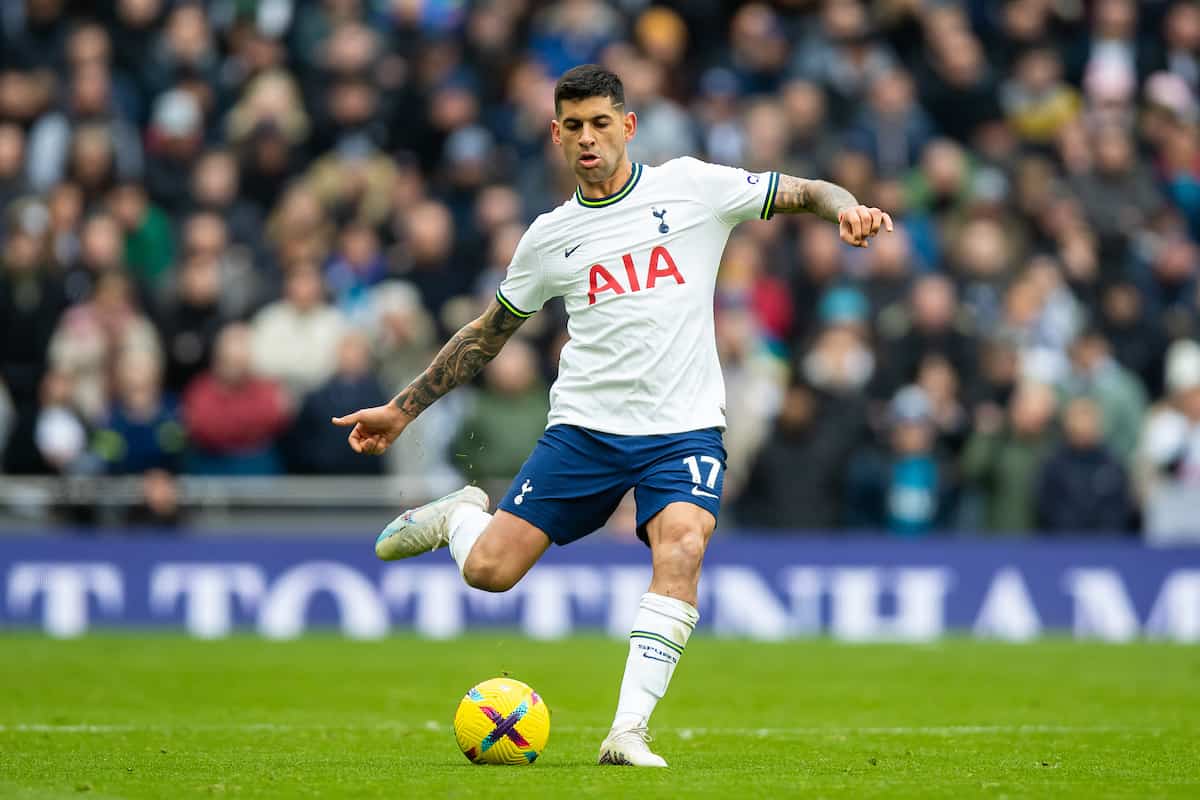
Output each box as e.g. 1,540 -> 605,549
331,404 -> 410,455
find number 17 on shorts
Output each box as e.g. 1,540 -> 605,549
683,455 -> 721,500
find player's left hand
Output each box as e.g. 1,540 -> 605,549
837,205 -> 894,248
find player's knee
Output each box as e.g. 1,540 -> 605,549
656,525 -> 707,571
676,529 -> 706,567
462,555 -> 518,593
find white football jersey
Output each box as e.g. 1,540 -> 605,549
497,157 -> 780,436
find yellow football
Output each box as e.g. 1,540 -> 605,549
453,677 -> 550,765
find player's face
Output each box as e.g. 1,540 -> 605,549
551,96 -> 636,184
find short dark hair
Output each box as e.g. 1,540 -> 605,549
554,64 -> 624,116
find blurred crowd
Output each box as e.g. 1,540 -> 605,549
2,0 -> 1200,539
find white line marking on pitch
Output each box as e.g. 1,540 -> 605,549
0,723 -> 1162,736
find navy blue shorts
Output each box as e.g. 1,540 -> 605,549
497,425 -> 726,546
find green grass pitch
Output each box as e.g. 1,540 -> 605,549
1,635 -> 1197,799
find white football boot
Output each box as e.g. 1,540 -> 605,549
374,485 -> 490,561
597,726 -> 668,767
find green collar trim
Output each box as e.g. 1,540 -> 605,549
575,162 -> 643,208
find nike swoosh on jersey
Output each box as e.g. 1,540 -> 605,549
564,243 -> 582,258
691,486 -> 719,499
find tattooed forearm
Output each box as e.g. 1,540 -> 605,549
772,175 -> 859,224
390,299 -> 526,419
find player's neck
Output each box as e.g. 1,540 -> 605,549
578,158 -> 635,200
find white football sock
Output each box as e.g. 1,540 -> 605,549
611,592 -> 699,732
447,504 -> 491,576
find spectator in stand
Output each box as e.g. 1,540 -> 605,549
905,138 -> 975,233
1157,2 -> 1200,94
250,260 -> 345,399
736,374 -> 865,530
45,181 -> 83,274
1153,97 -> 1200,242
182,323 -> 290,475
803,287 -> 875,397
918,27 -> 1002,144
63,210 -> 124,305
303,108 -> 398,229
1099,281 -> 1169,398
849,68 -> 934,177
189,149 -> 264,258
284,330 -> 387,476
1134,338 -> 1200,543
110,0 -> 166,101
965,332 -> 1021,413
874,274 -> 974,401
1059,329 -> 1147,463
718,307 -> 787,502
47,270 -> 160,424
845,385 -> 957,536
1,199 -> 66,473
961,381 -> 1059,534
1000,44 -> 1081,146
143,88 -> 207,216
33,368 -> 92,476
125,468 -> 185,528
0,124 -> 31,213
93,347 -> 184,475
396,199 -> 468,320
452,338 -> 550,482
1074,0 -> 1151,90
367,280 -> 437,394
1035,396 -> 1132,532
1071,124 -> 1166,254
860,222 -> 914,323
1133,233 -> 1198,339
180,211 -> 260,319
916,353 -> 971,457
265,184 -> 333,276
528,0 -> 621,79
794,0 -> 897,124
949,216 -> 1018,333
108,180 -> 175,294
789,221 -> 846,345
227,67 -> 309,212
324,221 -> 389,319
779,78 -> 841,180
26,61 -> 142,192
157,252 -> 227,395
143,2 -> 222,102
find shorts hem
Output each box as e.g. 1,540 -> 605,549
634,493 -> 721,545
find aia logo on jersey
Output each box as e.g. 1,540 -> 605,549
587,245 -> 685,305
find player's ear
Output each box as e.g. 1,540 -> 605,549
623,110 -> 637,142
550,118 -> 561,146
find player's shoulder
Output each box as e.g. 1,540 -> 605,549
651,155 -> 707,178
649,156 -> 746,186
514,200 -> 577,255
523,200 -> 573,233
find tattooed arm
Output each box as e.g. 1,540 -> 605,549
332,299 -> 527,454
771,174 -> 893,247
391,299 -> 525,419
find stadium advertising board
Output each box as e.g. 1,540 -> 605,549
1,536 -> 1197,642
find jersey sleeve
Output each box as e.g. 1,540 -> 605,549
679,156 -> 780,226
495,224 -> 548,318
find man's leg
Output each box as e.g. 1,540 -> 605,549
450,507 -> 550,592
374,486 -> 549,592
600,501 -> 714,766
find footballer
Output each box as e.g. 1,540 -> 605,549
333,64 -> 892,766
